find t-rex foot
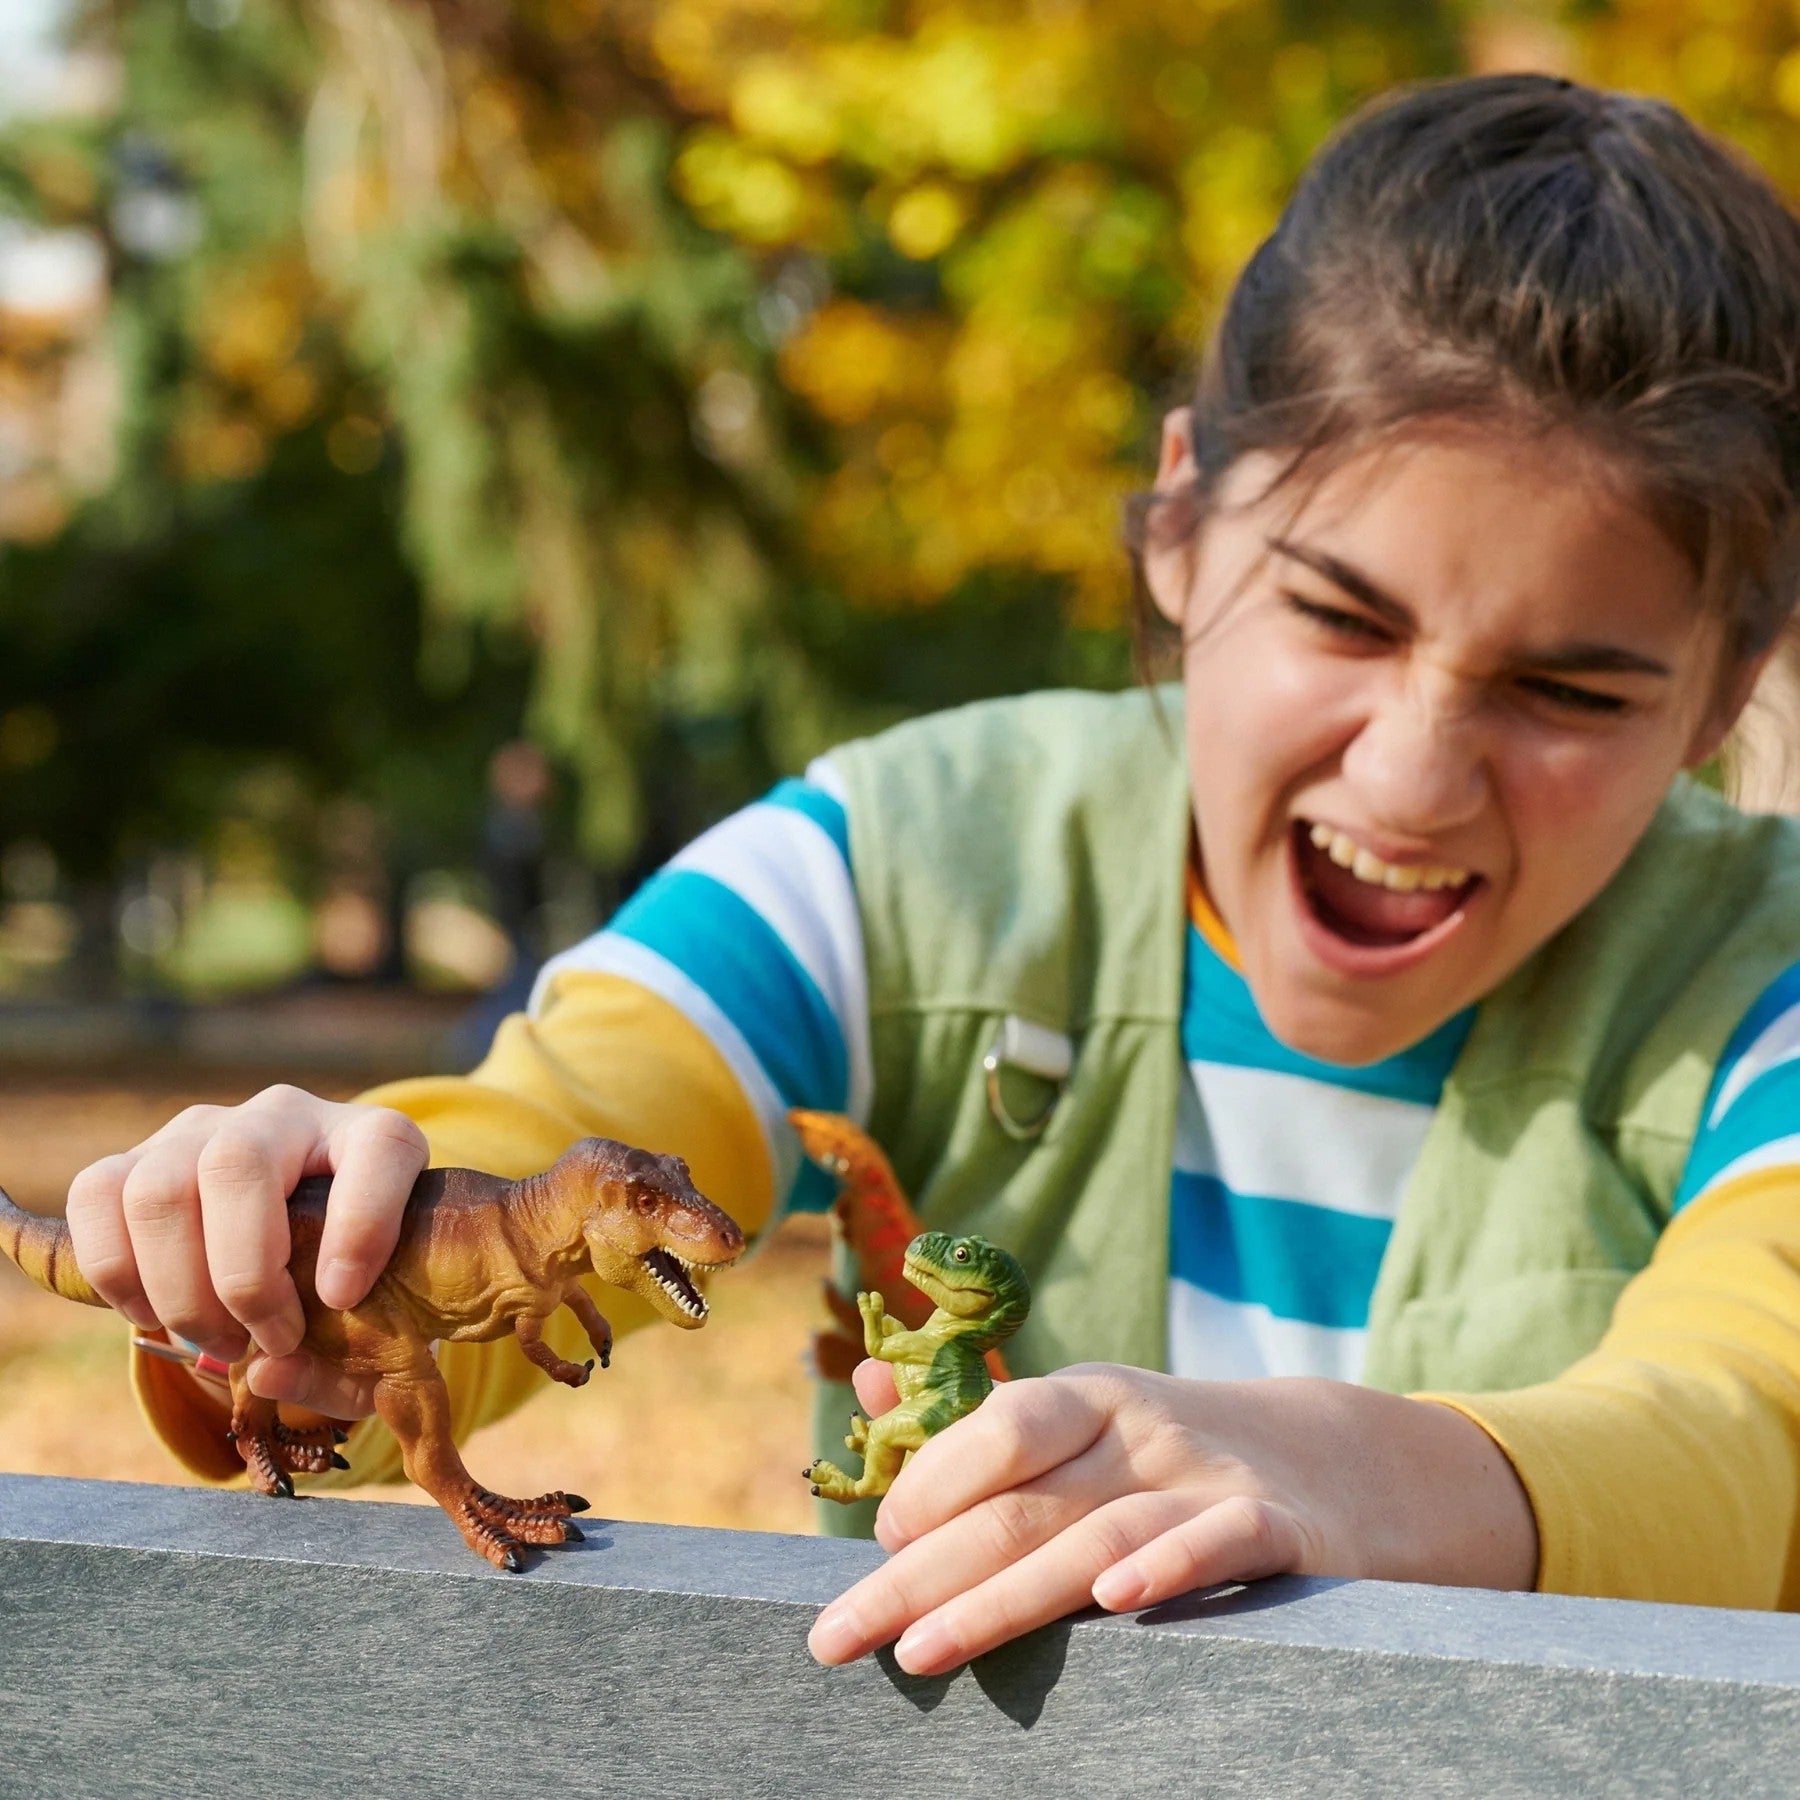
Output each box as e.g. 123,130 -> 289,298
803,1457 -> 861,1503
229,1418 -> 352,1492
456,1486 -> 591,1572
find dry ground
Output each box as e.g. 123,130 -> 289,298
0,1069 -> 827,1533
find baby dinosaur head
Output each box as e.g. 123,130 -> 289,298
563,1138 -> 744,1328
902,1231 -> 1031,1337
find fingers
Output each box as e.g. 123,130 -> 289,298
813,1468 -> 1192,1673
313,1107 -> 428,1309
850,1357 -> 898,1417
195,1114 -> 306,1357
125,1113 -> 259,1359
245,1351 -> 377,1422
892,1491 -> 1198,1675
812,1449 -> 1110,1665
65,1148 -> 159,1329
873,1374 -> 1109,1552
1091,1495 -> 1307,1613
63,1087 -> 424,1363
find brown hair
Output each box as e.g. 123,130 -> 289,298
1132,74 -> 1800,685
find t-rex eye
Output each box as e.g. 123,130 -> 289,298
953,1245 -> 970,1262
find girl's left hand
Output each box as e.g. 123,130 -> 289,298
806,1362 -> 1537,1677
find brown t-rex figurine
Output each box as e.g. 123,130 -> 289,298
0,1136 -> 744,1571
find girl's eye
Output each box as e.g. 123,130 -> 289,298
1284,595 -> 1394,644
1517,675 -> 1629,716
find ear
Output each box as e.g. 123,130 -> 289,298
1683,644 -> 1778,770
1143,407 -> 1201,630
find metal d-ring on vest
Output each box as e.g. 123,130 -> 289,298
983,1015 -> 1074,1141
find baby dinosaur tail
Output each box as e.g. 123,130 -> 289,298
0,1183 -> 105,1307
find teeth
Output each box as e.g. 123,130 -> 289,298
1306,822 -> 1470,893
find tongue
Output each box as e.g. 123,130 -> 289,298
1300,837 -> 1464,946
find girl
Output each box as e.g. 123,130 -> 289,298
65,74 -> 1800,1674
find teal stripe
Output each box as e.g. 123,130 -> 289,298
763,778 -> 850,862
1676,1061 -> 1800,1207
1183,925 -> 1472,1106
607,868 -> 849,1114
1169,1170 -> 1390,1330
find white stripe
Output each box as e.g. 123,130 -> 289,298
527,935 -> 799,1202
1185,1062 -> 1434,1221
1166,1278 -> 1368,1383
668,799 -> 872,1125
804,753 -> 848,805
1688,1135 -> 1800,1202
1709,1000 -> 1800,1128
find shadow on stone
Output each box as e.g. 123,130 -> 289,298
1137,1574 -> 1350,1629
970,1617 -> 1071,1727
876,1644 -> 952,1713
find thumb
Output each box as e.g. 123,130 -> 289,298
851,1356 -> 899,1417
246,1350 -> 377,1422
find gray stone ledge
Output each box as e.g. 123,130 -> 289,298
2,1472 -> 1796,1798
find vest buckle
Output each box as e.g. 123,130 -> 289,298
983,1015 -> 1072,1141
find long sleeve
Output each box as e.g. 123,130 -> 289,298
1427,1163 -> 1800,1610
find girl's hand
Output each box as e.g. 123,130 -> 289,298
808,1363 -> 1537,1676
64,1085 -> 427,1419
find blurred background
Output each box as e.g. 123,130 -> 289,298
3,0 -> 1798,1531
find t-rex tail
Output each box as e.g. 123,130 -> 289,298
0,1183 -> 105,1307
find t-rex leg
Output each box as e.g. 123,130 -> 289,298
225,1368 -> 348,1492
226,1368 -> 295,1498
806,1404 -> 929,1503
371,1360 -> 588,1573
513,1312 -> 594,1387
560,1284 -> 614,1370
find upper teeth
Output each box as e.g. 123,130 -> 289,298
1307,823 -> 1470,893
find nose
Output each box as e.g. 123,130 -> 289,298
1338,667 -> 1489,838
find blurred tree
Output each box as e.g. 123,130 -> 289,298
2,0 -> 1792,908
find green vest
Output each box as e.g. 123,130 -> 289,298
812,686 -> 1800,1531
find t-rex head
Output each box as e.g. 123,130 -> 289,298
902,1231 -> 1031,1338
562,1138 -> 745,1328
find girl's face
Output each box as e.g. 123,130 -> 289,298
1147,418 -> 1761,1064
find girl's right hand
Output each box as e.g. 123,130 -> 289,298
64,1085 -> 428,1419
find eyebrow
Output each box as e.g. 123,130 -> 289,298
1264,536 -> 1674,679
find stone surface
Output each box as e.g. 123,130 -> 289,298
2,1472 -> 1797,1797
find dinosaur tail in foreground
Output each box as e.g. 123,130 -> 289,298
0,1184 -> 105,1306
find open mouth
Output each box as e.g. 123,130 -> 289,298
640,1247 -> 709,1321
1292,820 -> 1482,953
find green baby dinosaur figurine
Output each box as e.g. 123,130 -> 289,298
804,1230 -> 1030,1504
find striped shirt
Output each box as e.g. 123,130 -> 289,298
530,769 -> 1800,1381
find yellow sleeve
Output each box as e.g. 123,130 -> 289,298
133,970 -> 776,1487
1424,1165 -> 1800,1610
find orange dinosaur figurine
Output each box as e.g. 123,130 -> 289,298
0,1137 -> 743,1571
789,1108 -> 1010,1385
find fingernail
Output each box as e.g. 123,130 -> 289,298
317,1259 -> 360,1309
895,1617 -> 954,1675
1093,1565 -> 1147,1611
808,1602 -> 861,1666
